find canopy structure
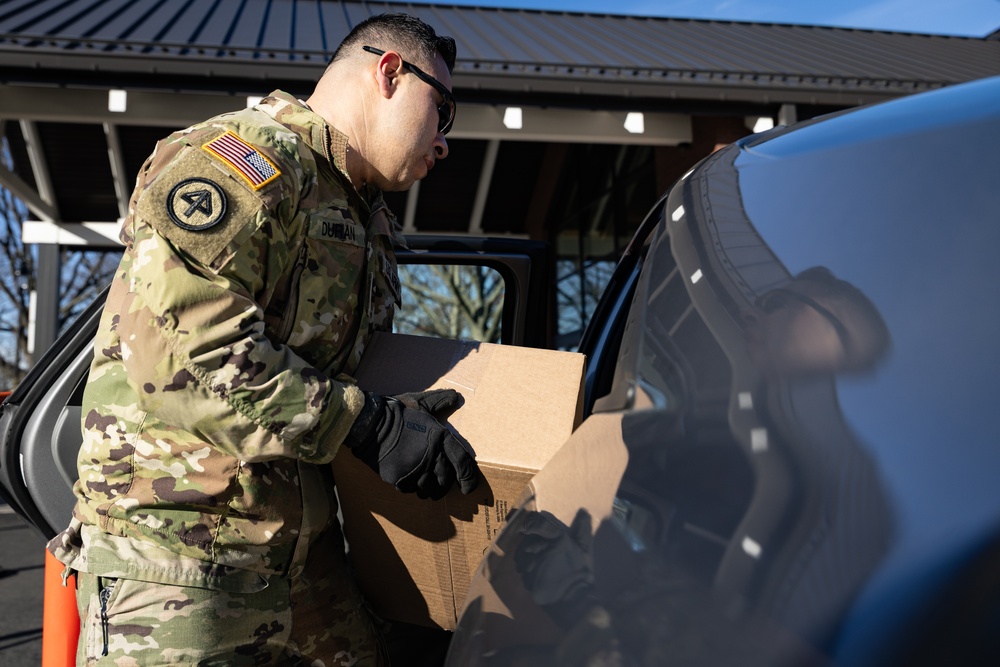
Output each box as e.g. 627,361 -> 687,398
2,0 -> 998,350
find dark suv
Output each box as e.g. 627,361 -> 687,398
4,75 -> 1000,666
448,74 -> 1000,666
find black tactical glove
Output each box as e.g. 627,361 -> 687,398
345,389 -> 480,500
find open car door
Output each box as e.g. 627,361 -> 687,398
0,235 -> 552,540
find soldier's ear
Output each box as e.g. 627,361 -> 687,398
375,51 -> 404,99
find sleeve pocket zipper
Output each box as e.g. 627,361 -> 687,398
276,244 -> 308,343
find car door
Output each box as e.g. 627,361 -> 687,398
0,235 -> 552,540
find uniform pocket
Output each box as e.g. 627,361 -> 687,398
283,212 -> 366,360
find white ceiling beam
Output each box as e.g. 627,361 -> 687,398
0,84 -> 693,145
468,139 -> 500,235
22,220 -> 122,246
402,180 -> 420,234
779,103 -> 798,126
0,160 -> 59,222
451,105 -> 693,146
19,120 -> 60,220
103,122 -> 130,219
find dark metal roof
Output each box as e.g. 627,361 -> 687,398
1,0 -> 998,106
2,0 -> 999,240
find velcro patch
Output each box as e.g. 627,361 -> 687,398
138,149 -> 262,268
203,131 -> 280,190
307,212 -> 365,246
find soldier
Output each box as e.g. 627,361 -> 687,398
47,13 -> 477,666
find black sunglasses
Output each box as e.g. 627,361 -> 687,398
362,45 -> 456,135
756,288 -> 852,352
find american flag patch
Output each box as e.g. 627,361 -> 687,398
203,131 -> 280,189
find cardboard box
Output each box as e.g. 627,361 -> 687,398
453,412 -> 631,649
332,332 -> 586,630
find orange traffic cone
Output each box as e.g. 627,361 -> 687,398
41,550 -> 79,667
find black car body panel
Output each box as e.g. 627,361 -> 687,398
449,76 -> 1000,665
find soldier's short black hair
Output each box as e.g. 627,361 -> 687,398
332,13 -> 456,73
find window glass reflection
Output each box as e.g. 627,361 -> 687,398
394,264 -> 504,342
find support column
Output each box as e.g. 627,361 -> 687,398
30,244 -> 60,357
19,119 -> 62,361
468,139 -> 500,235
779,104 -> 798,127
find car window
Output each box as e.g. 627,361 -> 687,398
614,216 -> 752,573
394,264 -> 505,342
593,214 -> 732,418
634,226 -> 731,412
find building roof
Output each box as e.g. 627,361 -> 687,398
1,0 -> 998,107
3,1 -> 998,355
1,1 -> 998,236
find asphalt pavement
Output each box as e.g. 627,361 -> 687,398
0,498 -> 45,666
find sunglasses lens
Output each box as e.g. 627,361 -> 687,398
439,100 -> 455,134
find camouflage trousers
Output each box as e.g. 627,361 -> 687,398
75,530 -> 386,666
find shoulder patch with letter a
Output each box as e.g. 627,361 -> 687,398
167,178 -> 227,231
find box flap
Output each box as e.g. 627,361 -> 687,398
353,332 -> 585,470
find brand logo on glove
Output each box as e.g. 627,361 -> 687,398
404,420 -> 428,433
167,178 -> 228,231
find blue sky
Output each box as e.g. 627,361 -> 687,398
425,0 -> 1000,37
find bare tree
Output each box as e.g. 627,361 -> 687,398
394,258 -> 616,350
395,264 -> 504,342
556,258 -> 617,348
0,164 -> 32,387
0,140 -> 118,387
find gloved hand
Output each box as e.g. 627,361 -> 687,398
345,389 -> 479,500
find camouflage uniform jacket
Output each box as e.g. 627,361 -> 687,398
48,91 -> 406,591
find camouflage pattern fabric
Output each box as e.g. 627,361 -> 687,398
49,91 -> 404,662
76,523 -> 386,666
